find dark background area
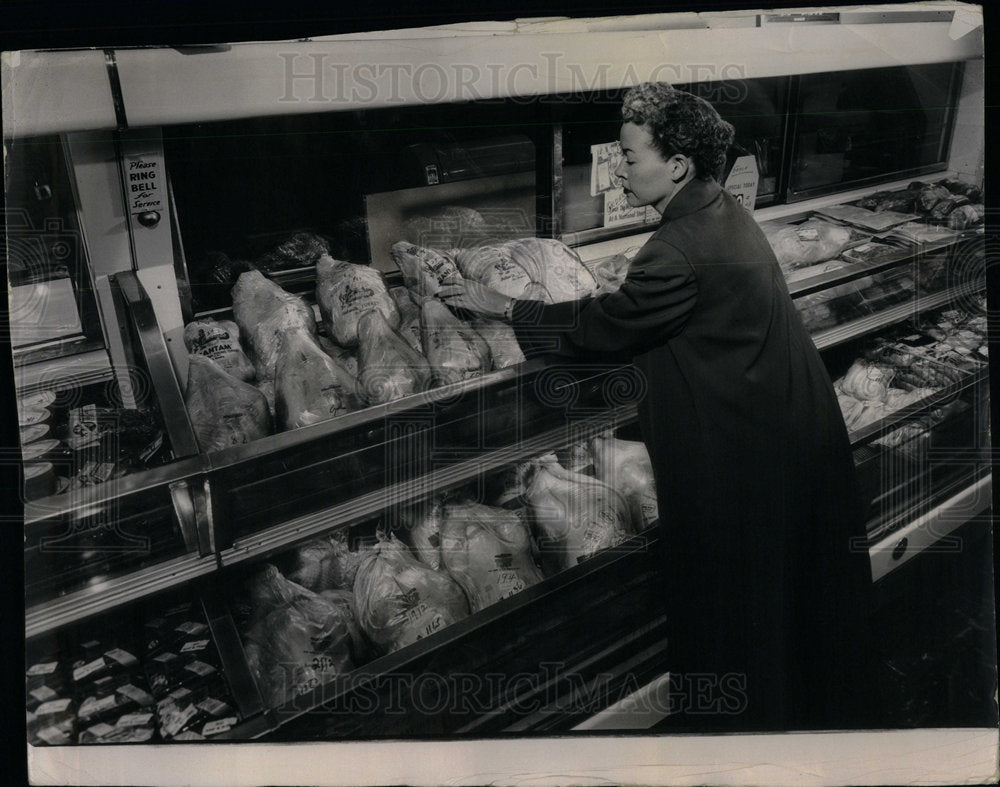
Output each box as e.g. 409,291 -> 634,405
2,0 -> 996,783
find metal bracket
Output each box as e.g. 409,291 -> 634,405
170,478 -> 214,557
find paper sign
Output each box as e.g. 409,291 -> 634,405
724,155 -> 760,212
123,153 -> 165,214
604,190 -> 658,228
591,142 -> 625,196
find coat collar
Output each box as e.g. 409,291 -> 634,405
658,177 -> 723,223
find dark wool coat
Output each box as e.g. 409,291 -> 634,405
512,177 -> 876,731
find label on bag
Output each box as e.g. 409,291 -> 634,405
184,660 -> 216,678
27,661 -> 58,677
37,725 -> 71,745
118,684 -> 154,706
175,621 -> 208,636
180,639 -> 210,654
104,648 -> 138,668
160,703 -> 198,738
795,227 -> 820,242
83,722 -> 116,739
197,697 -> 231,717
202,717 -> 238,737
29,685 -> 58,704
79,694 -> 117,720
117,712 -> 154,728
36,698 -> 72,716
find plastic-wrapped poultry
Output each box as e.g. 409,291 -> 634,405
242,564 -> 357,707
389,286 -> 424,353
760,219 -> 854,269
185,355 -> 273,452
356,310 -> 433,405
524,455 -> 634,575
352,534 -> 470,654
231,270 -> 317,381
390,242 -> 462,299
183,318 -> 254,381
454,237 -> 598,303
438,502 -> 544,613
315,255 -> 399,348
274,329 -> 361,431
420,299 -> 492,386
399,497 -> 446,571
590,436 -> 659,529
471,317 -> 525,370
317,335 -> 359,378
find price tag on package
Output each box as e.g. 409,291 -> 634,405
724,155 -> 760,213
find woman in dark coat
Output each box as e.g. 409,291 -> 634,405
439,83 -> 875,732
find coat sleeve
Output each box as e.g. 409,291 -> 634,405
511,238 -> 698,358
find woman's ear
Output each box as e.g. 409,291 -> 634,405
669,154 -> 692,182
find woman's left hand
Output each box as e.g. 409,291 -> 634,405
437,279 -> 511,320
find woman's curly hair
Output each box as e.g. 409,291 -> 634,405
621,83 -> 735,180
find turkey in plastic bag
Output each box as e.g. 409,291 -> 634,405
318,588 -> 372,666
242,564 -> 356,707
524,456 -> 634,575
315,255 -> 399,348
317,335 -> 359,378
183,318 -> 254,381
471,317 -> 525,370
439,502 -> 544,613
231,270 -> 317,381
760,219 -> 854,269
390,242 -> 462,299
284,528 -> 372,593
588,252 -> 632,296
590,435 -> 659,529
454,238 -> 597,303
389,286 -> 424,353
398,497 -> 446,570
420,299 -> 492,386
352,534 -> 470,654
185,355 -> 273,452
356,309 -> 432,405
274,328 -> 361,430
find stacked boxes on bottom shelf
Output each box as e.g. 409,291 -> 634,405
142,602 -> 241,741
27,597 -> 242,745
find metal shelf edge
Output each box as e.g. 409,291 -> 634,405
219,405 -> 639,566
25,553 -> 219,639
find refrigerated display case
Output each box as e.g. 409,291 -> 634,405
7,3 -> 992,745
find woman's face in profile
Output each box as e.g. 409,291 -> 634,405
614,121 -> 683,214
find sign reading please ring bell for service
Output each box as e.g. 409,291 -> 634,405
123,152 -> 165,214
724,155 -> 760,213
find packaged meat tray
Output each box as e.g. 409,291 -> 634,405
814,204 -> 920,232
840,241 -> 909,266
886,221 -> 960,246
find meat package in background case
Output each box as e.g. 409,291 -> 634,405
242,565 -> 358,708
273,328 -> 361,430
438,502 -> 544,613
524,455 -> 634,575
315,255 -> 399,347
183,318 -> 254,382
352,534 -> 470,654
184,355 -> 273,452
356,309 -> 433,404
589,436 -> 659,529
231,270 -> 317,381
760,218 -> 858,269
420,299 -> 492,386
283,529 -> 372,593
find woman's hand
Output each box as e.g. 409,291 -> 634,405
437,279 -> 512,320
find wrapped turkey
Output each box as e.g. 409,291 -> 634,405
589,253 -> 632,295
242,565 -> 356,707
471,317 -> 525,370
391,242 -> 462,299
420,299 -> 492,386
454,237 -> 598,303
524,457 -> 634,575
185,355 -> 273,452
835,360 -> 894,403
352,535 -> 470,654
317,336 -> 359,378
274,329 -> 361,431
399,497 -> 446,571
318,588 -> 372,665
231,270 -> 317,381
555,440 -> 596,476
438,502 -> 544,613
315,255 -> 399,348
389,286 -> 424,353
590,436 -> 659,529
183,318 -> 254,381
356,310 -> 432,405
761,219 -> 854,268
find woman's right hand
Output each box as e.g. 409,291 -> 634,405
437,279 -> 512,320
